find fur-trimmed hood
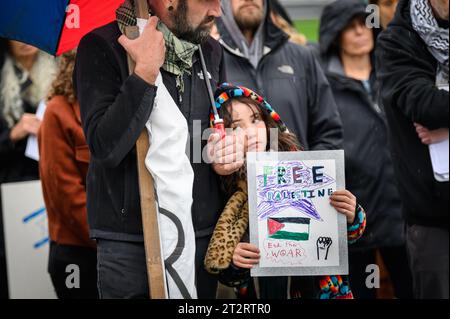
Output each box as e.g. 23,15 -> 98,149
0,51 -> 57,128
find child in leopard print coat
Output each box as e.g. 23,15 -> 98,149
204,83 -> 366,299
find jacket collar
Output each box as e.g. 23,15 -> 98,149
216,0 -> 289,64
326,55 -> 378,98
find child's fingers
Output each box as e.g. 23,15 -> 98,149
218,161 -> 245,174
234,263 -> 253,269
232,254 -> 252,268
214,134 -> 239,150
331,190 -> 356,202
333,207 -> 355,223
330,197 -> 356,210
232,261 -> 254,269
238,243 -> 260,253
234,243 -> 261,267
207,133 -> 221,146
207,134 -> 221,160
329,194 -> 354,204
233,255 -> 259,268
214,150 -> 245,164
214,140 -> 244,158
330,200 -> 355,213
236,249 -> 260,260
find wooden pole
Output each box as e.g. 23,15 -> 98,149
124,0 -> 167,299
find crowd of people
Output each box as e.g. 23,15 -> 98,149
0,0 -> 448,299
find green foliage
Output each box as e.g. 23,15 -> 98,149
294,19 -> 320,43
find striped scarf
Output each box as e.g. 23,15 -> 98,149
116,0 -> 198,92
411,0 -> 449,84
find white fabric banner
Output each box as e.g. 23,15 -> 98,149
144,73 -> 197,299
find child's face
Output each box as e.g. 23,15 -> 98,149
228,101 -> 268,153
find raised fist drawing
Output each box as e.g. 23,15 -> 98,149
317,237 -> 333,261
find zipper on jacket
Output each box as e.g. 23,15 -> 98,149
256,42 -> 287,95
255,49 -> 279,95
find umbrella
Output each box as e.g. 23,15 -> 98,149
0,0 -> 124,55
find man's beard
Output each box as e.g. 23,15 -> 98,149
172,0 -> 215,44
234,6 -> 264,33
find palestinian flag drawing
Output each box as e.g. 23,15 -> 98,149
268,217 -> 311,241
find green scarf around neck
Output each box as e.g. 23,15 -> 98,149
116,0 -> 198,92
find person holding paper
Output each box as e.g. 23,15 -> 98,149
0,39 -> 56,299
414,123 -> 449,182
38,51 -> 98,299
204,84 -> 367,299
376,0 -> 449,299
414,124 -> 449,146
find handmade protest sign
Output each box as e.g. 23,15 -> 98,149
247,151 -> 348,277
1,181 -> 56,299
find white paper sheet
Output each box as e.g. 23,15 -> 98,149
429,138 -> 449,182
25,100 -> 47,162
429,84 -> 449,182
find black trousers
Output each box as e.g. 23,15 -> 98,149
97,236 -> 218,299
406,225 -> 449,299
195,236 -> 219,299
348,245 -> 413,299
48,241 -> 98,299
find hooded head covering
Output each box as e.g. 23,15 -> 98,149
220,0 -> 268,68
269,0 -> 293,26
212,83 -> 287,132
319,0 -> 369,57
0,47 -> 56,128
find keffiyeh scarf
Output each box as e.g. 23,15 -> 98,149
411,0 -> 449,84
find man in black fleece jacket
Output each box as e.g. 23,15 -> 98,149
376,0 -> 449,299
74,0 -> 244,299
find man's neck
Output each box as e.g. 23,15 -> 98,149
341,53 -> 372,81
430,1 -> 449,23
242,29 -> 255,45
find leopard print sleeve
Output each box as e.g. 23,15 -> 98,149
204,180 -> 250,275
